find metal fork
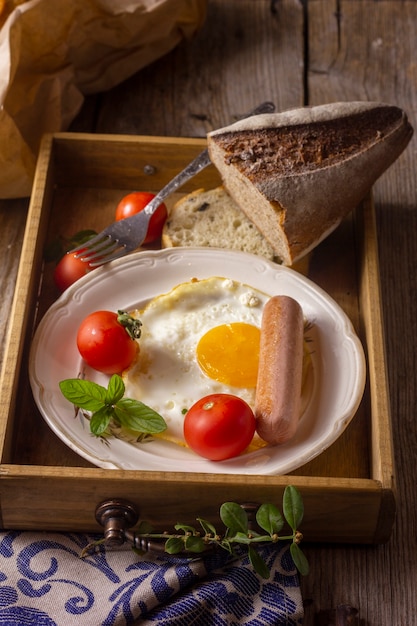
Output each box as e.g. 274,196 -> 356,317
72,101 -> 276,267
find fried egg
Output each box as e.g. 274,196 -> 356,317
123,277 -> 270,445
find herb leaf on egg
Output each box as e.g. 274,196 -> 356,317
59,375 -> 167,438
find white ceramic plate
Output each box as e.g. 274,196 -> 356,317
29,247 -> 366,475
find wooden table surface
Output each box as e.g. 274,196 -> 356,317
1,1 -> 416,623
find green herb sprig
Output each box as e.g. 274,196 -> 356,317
159,485 -> 309,577
83,485 -> 308,578
59,374 -> 166,437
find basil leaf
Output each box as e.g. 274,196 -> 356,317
69,229 -> 97,248
106,374 -> 125,404
45,230 -> 97,263
90,405 -> 113,436
114,398 -> 166,434
59,379 -> 107,411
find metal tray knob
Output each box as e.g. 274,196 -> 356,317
95,498 -> 139,547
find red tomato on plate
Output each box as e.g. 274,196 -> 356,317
183,393 -> 256,461
76,310 -> 140,375
115,191 -> 168,244
53,252 -> 90,292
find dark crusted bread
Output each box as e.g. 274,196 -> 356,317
207,102 -> 413,265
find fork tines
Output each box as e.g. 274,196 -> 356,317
71,235 -> 125,267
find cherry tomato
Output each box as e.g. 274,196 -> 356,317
183,393 -> 256,461
76,310 -> 141,375
53,252 -> 90,292
115,191 -> 168,244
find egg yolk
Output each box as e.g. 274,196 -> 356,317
196,322 -> 260,388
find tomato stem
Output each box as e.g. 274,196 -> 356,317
117,310 -> 142,340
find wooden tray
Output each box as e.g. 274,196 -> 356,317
0,133 -> 395,543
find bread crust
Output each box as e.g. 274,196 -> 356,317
208,102 -> 413,264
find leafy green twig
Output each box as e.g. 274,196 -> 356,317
158,485 -> 309,577
83,486 -> 309,578
59,374 -> 166,438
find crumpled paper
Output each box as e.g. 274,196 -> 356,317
0,0 -> 207,199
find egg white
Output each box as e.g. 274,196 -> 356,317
123,276 -> 270,445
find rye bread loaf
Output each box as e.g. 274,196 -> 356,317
161,186 -> 278,261
207,102 -> 413,265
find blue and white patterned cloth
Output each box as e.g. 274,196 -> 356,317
0,531 -> 304,625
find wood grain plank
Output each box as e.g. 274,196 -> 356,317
303,1 -> 417,622
88,0 -> 305,136
0,464 -> 385,542
0,200 -> 28,367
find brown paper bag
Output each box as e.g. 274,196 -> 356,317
0,0 -> 207,198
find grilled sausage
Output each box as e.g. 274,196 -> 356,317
255,295 -> 304,444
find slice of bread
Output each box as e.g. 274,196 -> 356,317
207,101 -> 413,265
161,186 -> 278,261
